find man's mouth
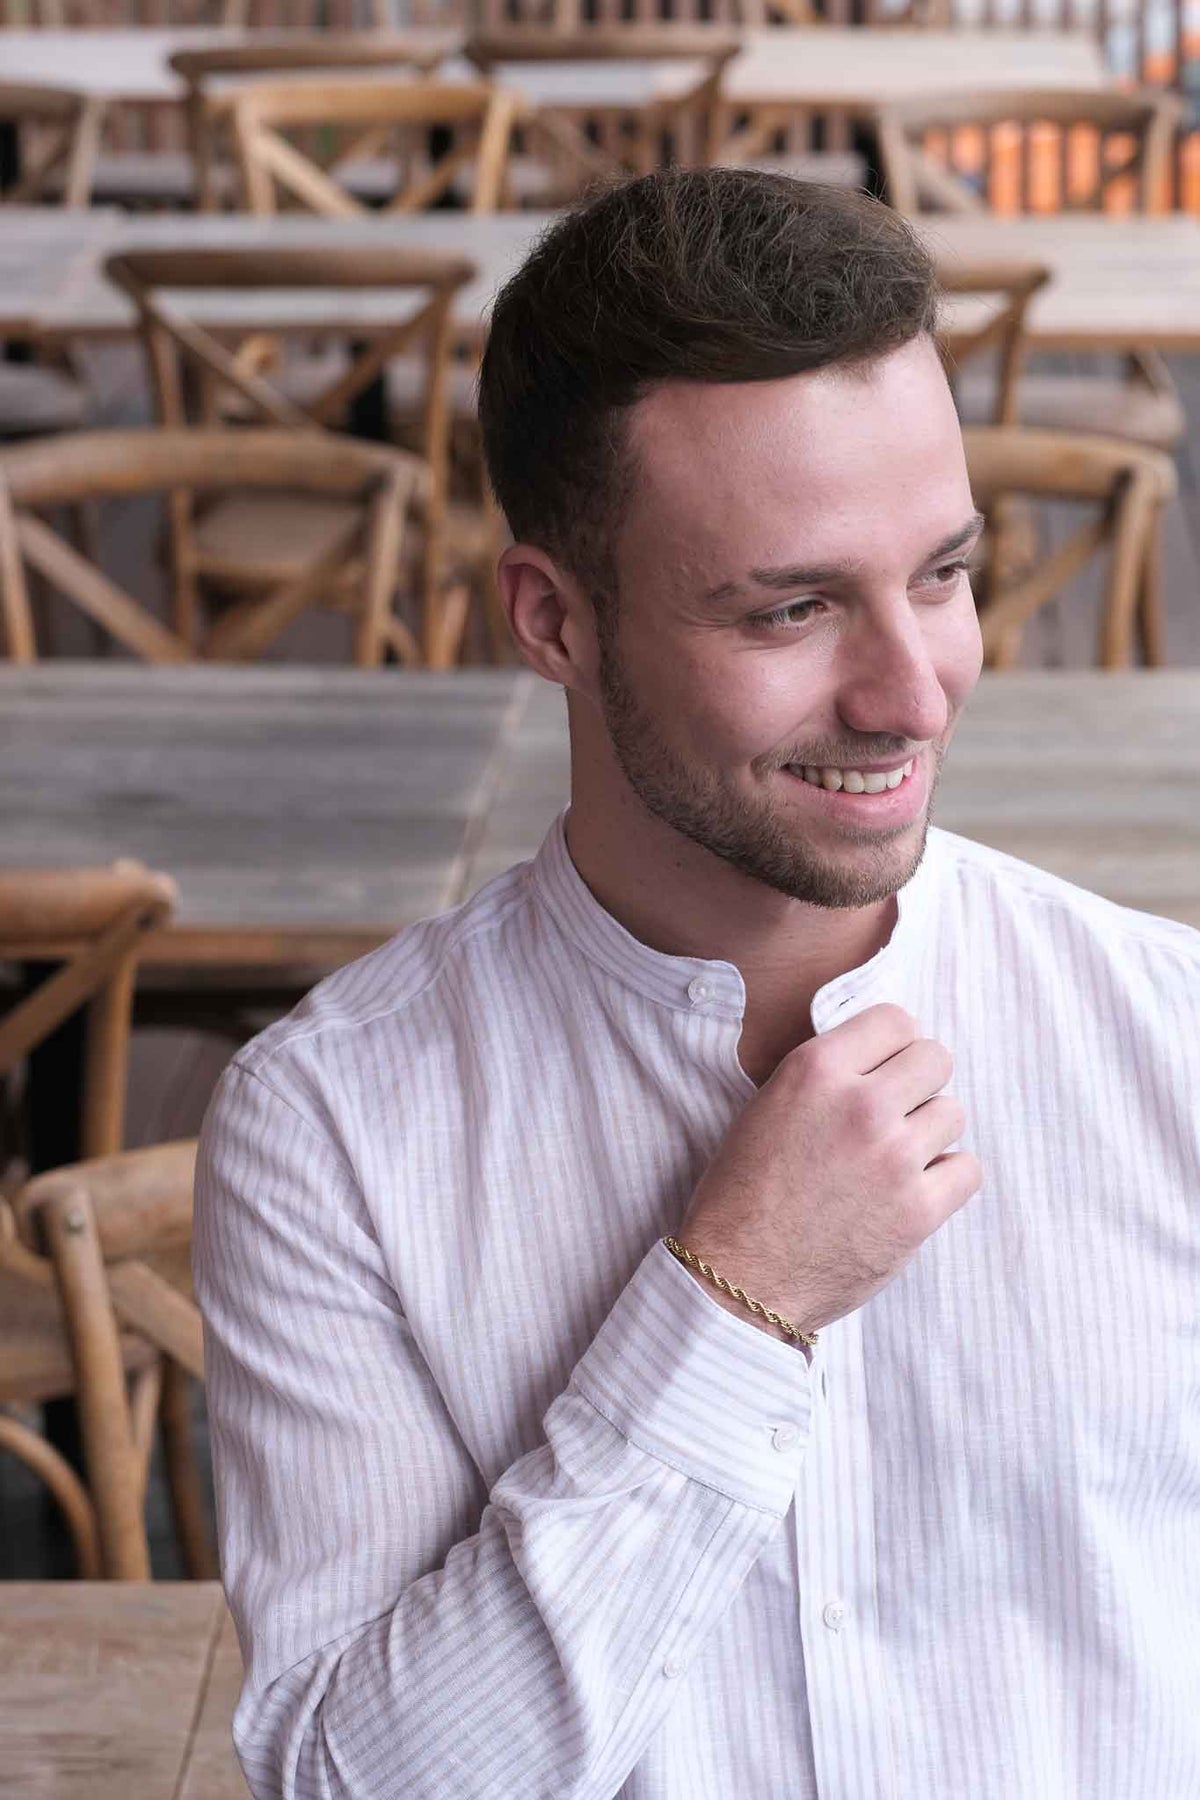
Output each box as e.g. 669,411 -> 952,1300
782,758 -> 916,794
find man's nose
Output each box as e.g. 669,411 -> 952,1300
833,599 -> 949,748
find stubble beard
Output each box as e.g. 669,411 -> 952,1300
596,627 -> 942,911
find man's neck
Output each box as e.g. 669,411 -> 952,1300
563,788 -> 897,1087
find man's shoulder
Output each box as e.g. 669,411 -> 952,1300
930,825 -> 1200,975
232,857 -> 539,1097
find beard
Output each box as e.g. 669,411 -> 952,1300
596,626 -> 943,911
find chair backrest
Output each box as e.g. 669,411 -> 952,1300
877,87 -> 1184,216
962,425 -> 1178,669
227,75 -> 520,215
0,428 -> 428,666
935,260 -> 1051,427
0,82 -> 106,208
465,26 -> 738,192
170,37 -> 450,205
0,864 -> 176,1162
3,1138 -> 202,1579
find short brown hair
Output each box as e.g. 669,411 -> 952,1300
478,168 -> 939,604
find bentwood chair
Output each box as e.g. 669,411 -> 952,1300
226,76 -> 520,217
0,82 -> 106,208
0,865 -> 212,1581
962,426 -> 1178,669
876,87 -> 1184,219
464,27 -> 739,205
106,247 -> 493,667
0,429 -> 428,667
1,1138 -> 209,1579
169,37 -> 446,211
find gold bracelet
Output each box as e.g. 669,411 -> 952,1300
662,1236 -> 819,1349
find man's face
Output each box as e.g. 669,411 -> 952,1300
592,335 -> 984,910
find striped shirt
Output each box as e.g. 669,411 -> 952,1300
194,810 -> 1200,1800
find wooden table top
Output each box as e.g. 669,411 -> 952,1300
0,1582 -> 246,1800
6,204 -> 1200,354
0,24 -> 1106,107
2,666 -> 1198,972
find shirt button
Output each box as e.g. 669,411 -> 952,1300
771,1424 -> 800,1452
662,1657 -> 687,1679
687,977 -> 713,1006
822,1600 -> 848,1631
820,1368 -> 828,1399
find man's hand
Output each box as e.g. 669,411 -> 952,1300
677,1004 -> 982,1341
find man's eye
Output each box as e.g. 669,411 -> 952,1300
747,598 -> 822,630
924,560 -> 972,587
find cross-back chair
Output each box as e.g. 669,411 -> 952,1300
1,1138 -> 208,1579
876,87 -> 1184,218
0,868 -> 211,1581
0,428 -> 428,666
962,425 -> 1178,670
106,247 -> 491,667
168,37 -> 447,210
935,260 -> 1051,428
0,82 -> 106,208
464,27 -> 738,202
227,76 -> 520,216
884,90 -> 1187,466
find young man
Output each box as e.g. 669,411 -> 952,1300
195,172 -> 1200,1799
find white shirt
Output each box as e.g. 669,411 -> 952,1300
195,811 -> 1200,1800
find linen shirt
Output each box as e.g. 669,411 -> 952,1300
194,811 -> 1200,1800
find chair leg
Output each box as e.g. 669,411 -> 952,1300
159,1358 -> 218,1580
0,1409 -> 101,1577
1135,519 -> 1166,667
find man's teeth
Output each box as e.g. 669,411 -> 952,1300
790,759 -> 914,794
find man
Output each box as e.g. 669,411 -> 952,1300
195,171 -> 1200,1799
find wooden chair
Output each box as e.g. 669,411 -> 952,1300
106,247 -> 493,668
0,428 -> 428,667
1,1138 -> 209,1580
226,76 -> 520,217
936,260 -> 1051,428
168,37 -> 447,211
464,27 -> 739,204
880,91 -> 1187,458
0,868 -> 206,1582
876,88 -> 1184,219
0,82 -> 106,209
962,426 -> 1178,669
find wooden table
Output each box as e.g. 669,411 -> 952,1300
2,668 -> 1198,970
4,204 -> 1200,356
0,25 -> 1106,109
0,1582 -> 246,1800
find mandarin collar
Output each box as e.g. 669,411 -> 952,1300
527,810 -> 944,1027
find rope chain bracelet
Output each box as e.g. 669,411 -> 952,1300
662,1236 -> 819,1349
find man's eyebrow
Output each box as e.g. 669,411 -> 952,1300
701,511 -> 987,606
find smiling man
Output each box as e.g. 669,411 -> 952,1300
195,172 -> 1200,1800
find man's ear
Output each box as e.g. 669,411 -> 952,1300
496,544 -> 603,701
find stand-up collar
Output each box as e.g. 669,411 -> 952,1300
527,809 -> 944,1027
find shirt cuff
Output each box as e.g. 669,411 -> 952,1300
569,1239 -> 814,1516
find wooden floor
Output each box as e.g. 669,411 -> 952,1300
3,337 -> 1199,1580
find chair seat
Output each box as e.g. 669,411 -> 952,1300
0,364 -> 88,439
0,1269 -> 156,1405
956,370 -> 1186,448
192,491 -> 364,586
